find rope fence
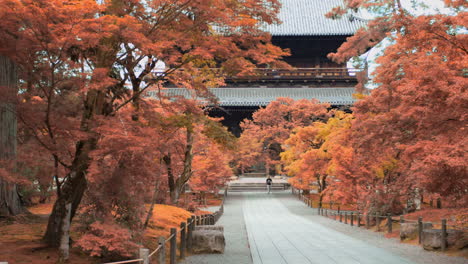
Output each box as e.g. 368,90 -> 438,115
102,187 -> 228,264
292,187 -> 466,252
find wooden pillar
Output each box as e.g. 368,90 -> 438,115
376,214 -> 380,231
441,219 -> 447,251
157,236 -> 165,264
387,214 -> 392,233
170,228 -> 177,264
188,217 -> 195,250
418,217 -> 423,244
180,222 -> 186,259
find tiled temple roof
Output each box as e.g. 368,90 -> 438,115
264,0 -> 367,36
148,87 -> 357,106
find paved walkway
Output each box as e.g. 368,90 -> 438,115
244,192 -> 413,264
181,191 -> 467,264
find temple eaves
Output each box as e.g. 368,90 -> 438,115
147,87 -> 358,107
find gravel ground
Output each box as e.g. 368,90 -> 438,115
277,191 -> 468,264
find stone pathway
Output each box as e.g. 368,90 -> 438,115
181,191 -> 467,264
244,192 -> 414,264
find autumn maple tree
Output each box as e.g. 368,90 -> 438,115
276,0 -> 467,213
281,111 -> 353,207
0,0 -> 287,260
240,97 -> 330,175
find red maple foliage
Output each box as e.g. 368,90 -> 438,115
0,0 -> 287,259
240,97 -> 330,175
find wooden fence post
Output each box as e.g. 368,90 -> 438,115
366,214 -> 370,229
339,212 -> 342,223
376,214 -> 380,231
418,217 -> 423,244
180,222 -> 186,259
170,228 -> 177,264
337,205 -> 340,214
350,212 -> 354,226
441,219 -> 447,251
344,212 -> 348,224
357,213 -> 361,227
157,236 -> 165,264
139,248 -> 149,264
187,217 -> 194,251
387,214 -> 392,233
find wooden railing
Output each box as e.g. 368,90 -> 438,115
227,68 -> 359,81
102,188 -> 227,264
292,187 -> 467,252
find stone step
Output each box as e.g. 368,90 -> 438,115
228,185 -> 288,192
229,183 -> 285,187
241,173 -> 266,177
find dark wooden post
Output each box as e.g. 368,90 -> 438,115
418,217 -> 423,244
157,236 -> 166,264
344,212 -> 348,224
441,219 -> 447,251
180,222 -> 186,259
338,205 -> 341,214
376,214 -> 380,231
437,198 -> 442,209
186,217 -> 193,251
357,213 -> 361,227
170,228 -> 177,264
350,212 -> 354,226
339,212 -> 342,222
387,214 -> 392,233
366,214 -> 370,229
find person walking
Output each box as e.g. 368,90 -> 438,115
266,176 -> 272,194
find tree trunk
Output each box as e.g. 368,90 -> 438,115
43,89 -> 105,250
0,55 -> 24,217
163,153 -> 177,204
317,175 -> 327,209
174,128 -> 194,204
164,128 -> 194,205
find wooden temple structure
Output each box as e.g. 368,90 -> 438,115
149,0 -> 366,136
